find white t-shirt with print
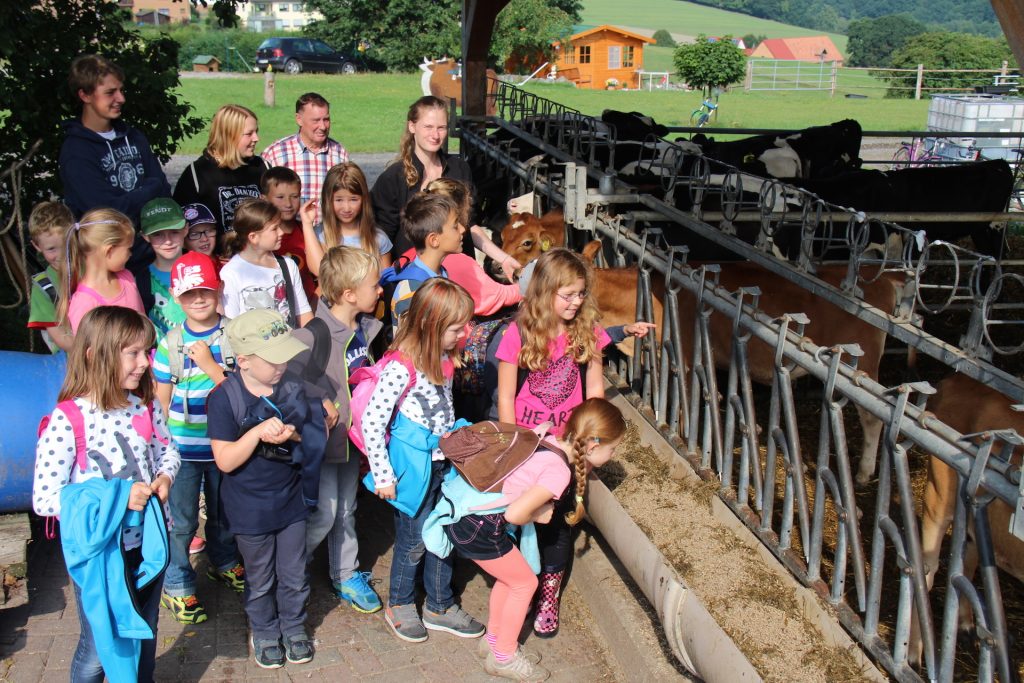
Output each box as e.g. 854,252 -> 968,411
220,253 -> 312,321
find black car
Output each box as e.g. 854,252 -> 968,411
255,37 -> 363,75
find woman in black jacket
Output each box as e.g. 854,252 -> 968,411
173,104 -> 271,240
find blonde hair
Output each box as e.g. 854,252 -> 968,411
398,96 -> 448,188
57,208 -> 134,325
60,306 -> 156,411
320,162 -> 377,257
29,201 -> 74,243
229,199 -> 279,255
562,399 -> 627,525
424,178 -> 472,227
319,246 -> 378,305
391,278 -> 473,384
518,248 -> 602,371
206,104 -> 258,170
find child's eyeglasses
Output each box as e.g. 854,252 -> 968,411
257,321 -> 291,340
188,229 -> 215,240
556,291 -> 588,304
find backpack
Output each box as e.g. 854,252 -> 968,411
164,324 -> 236,386
347,351 -> 418,455
33,272 -> 59,306
300,317 -> 333,384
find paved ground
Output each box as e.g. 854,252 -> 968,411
0,492 -> 618,682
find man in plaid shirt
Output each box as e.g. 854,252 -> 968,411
262,92 -> 348,224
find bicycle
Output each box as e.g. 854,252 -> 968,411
891,136 -> 943,169
690,99 -> 718,128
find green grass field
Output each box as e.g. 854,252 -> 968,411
580,0 -> 848,52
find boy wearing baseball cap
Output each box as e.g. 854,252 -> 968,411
153,251 -> 245,625
206,309 -> 328,670
141,197 -> 189,337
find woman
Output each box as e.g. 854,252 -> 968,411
173,104 -> 270,236
371,96 -> 474,257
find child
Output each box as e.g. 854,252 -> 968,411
262,166 -> 318,306
34,306 -> 180,682
361,278 -> 484,643
141,198 -> 188,338
59,207 -> 144,334
26,201 -> 75,353
300,161 -> 392,274
206,309 -> 327,669
153,252 -> 245,624
182,203 -> 222,264
220,199 -> 312,328
290,246 -> 384,612
383,192 -> 465,327
434,399 -> 627,680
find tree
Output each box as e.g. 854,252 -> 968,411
741,33 -> 766,50
0,1 -> 202,223
847,14 -> 926,68
886,32 -> 1017,97
492,0 -> 574,71
653,29 -> 676,48
673,35 -> 747,98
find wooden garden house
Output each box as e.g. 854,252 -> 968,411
553,25 -> 654,89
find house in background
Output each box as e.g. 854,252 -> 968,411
750,36 -> 844,64
552,25 -> 655,89
241,2 -> 324,31
117,0 -> 190,24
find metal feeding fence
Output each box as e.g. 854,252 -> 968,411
461,78 -> 1024,682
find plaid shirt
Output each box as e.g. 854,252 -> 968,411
261,133 -> 349,224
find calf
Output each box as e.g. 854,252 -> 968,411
910,374 -> 1023,663
499,210 -> 565,269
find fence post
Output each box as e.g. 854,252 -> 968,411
744,60 -> 753,91
915,64 -> 924,100
830,61 -> 837,97
1001,60 -> 1008,79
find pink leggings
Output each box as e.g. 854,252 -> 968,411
475,547 -> 539,656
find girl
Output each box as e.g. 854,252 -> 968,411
370,96 -> 475,257
301,161 -> 392,274
182,202 -> 224,264
220,199 -> 313,328
445,399 -> 627,681
59,208 -> 144,334
361,279 -> 484,643
173,104 -> 270,235
34,306 -> 180,683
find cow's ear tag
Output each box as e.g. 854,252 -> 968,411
541,237 -> 552,251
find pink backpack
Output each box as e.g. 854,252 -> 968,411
347,351 -> 417,455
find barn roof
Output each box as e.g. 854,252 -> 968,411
753,36 -> 843,61
569,24 -> 655,44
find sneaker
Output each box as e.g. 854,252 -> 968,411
250,636 -> 285,670
423,604 -> 485,638
477,636 -> 542,664
207,563 -> 245,593
161,592 -> 208,624
188,536 -> 206,555
384,603 -> 428,643
284,632 -> 315,664
484,649 -> 550,681
334,572 -> 382,613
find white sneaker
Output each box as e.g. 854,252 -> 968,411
484,649 -> 550,681
476,636 -> 541,664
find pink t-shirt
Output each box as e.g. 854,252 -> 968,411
442,253 -> 521,317
67,269 -> 146,333
495,322 -> 611,435
500,448 -> 571,504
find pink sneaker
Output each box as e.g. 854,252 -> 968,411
189,536 -> 206,555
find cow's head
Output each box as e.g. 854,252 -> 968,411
499,211 -> 566,273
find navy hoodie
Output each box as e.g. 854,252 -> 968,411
59,119 -> 171,227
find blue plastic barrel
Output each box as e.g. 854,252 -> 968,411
0,351 -> 66,513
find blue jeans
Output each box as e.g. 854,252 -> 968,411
71,574 -> 160,683
235,519 -> 309,641
388,460 -> 453,612
164,460 -> 238,596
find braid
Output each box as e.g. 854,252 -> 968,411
564,435 -> 589,526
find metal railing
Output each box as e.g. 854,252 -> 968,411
463,79 -> 1024,682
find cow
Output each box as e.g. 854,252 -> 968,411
499,210 -> 565,269
419,57 -> 497,114
909,374 -> 1023,665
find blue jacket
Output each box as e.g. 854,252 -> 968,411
422,469 -> 540,573
59,119 -> 171,226
60,478 -> 168,683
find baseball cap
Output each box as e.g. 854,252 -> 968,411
226,309 -> 307,364
141,198 -> 186,236
182,203 -> 216,230
171,252 -> 221,297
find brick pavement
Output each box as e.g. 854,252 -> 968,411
0,493 -> 618,682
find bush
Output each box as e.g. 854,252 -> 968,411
136,24 -> 292,72
653,29 -> 676,48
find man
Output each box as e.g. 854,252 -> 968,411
59,53 -> 171,226
261,92 -> 348,224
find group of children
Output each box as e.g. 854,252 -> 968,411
29,106 -> 638,683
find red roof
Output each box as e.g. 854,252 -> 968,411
751,36 -> 843,62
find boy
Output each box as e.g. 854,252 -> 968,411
261,166 -> 317,305
141,198 -> 188,337
26,201 -> 75,353
386,193 -> 465,330
207,309 -> 327,669
290,246 -> 383,613
153,252 -> 245,624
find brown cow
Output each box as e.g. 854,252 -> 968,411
420,57 -> 497,115
910,374 -> 1023,663
499,210 -> 565,270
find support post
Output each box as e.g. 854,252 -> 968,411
462,0 -> 510,118
915,64 -> 924,100
830,61 -> 838,97
744,60 -> 753,91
